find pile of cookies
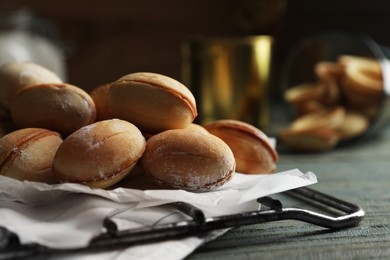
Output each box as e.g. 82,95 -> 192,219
0,61 -> 278,191
279,55 -> 383,152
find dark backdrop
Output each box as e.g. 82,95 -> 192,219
1,0 -> 389,93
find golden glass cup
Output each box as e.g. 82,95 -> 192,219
182,36 -> 274,132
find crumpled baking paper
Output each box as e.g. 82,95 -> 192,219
0,168 -> 317,260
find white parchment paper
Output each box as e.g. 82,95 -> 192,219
0,168 -> 317,259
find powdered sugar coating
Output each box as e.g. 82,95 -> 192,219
53,119 -> 146,189
0,128 -> 62,183
141,129 -> 235,191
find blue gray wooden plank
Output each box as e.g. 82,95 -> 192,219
188,131 -> 390,259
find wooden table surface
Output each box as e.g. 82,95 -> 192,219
187,129 -> 390,259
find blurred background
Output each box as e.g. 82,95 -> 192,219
1,0 -> 389,92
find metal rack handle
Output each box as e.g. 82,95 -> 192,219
0,187 -> 364,260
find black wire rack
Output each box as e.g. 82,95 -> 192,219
0,187 -> 364,260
